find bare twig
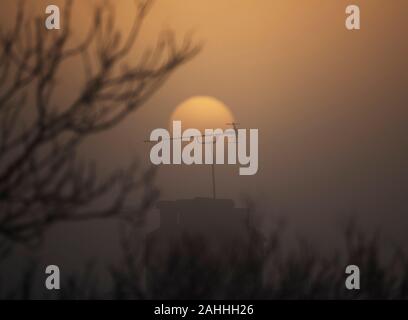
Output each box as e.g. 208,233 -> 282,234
0,0 -> 199,250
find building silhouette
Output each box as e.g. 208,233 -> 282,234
145,197 -> 265,297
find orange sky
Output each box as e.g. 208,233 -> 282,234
1,0 -> 408,244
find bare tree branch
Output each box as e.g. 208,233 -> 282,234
0,0 -> 200,250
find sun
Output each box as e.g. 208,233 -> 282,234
169,96 -> 235,133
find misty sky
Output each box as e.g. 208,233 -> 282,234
96,0 -> 408,240
1,0 -> 407,272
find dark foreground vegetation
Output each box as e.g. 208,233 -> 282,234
1,220 -> 407,300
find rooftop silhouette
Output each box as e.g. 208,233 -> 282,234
144,197 -> 265,297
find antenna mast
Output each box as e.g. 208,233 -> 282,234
144,123 -> 240,200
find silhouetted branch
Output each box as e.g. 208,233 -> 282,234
0,0 -> 200,250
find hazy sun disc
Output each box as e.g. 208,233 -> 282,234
169,96 -> 235,133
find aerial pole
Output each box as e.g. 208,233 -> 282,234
144,133 -> 218,199
144,124 -> 240,201
211,140 -> 216,199
210,123 -> 240,200
197,134 -> 217,199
